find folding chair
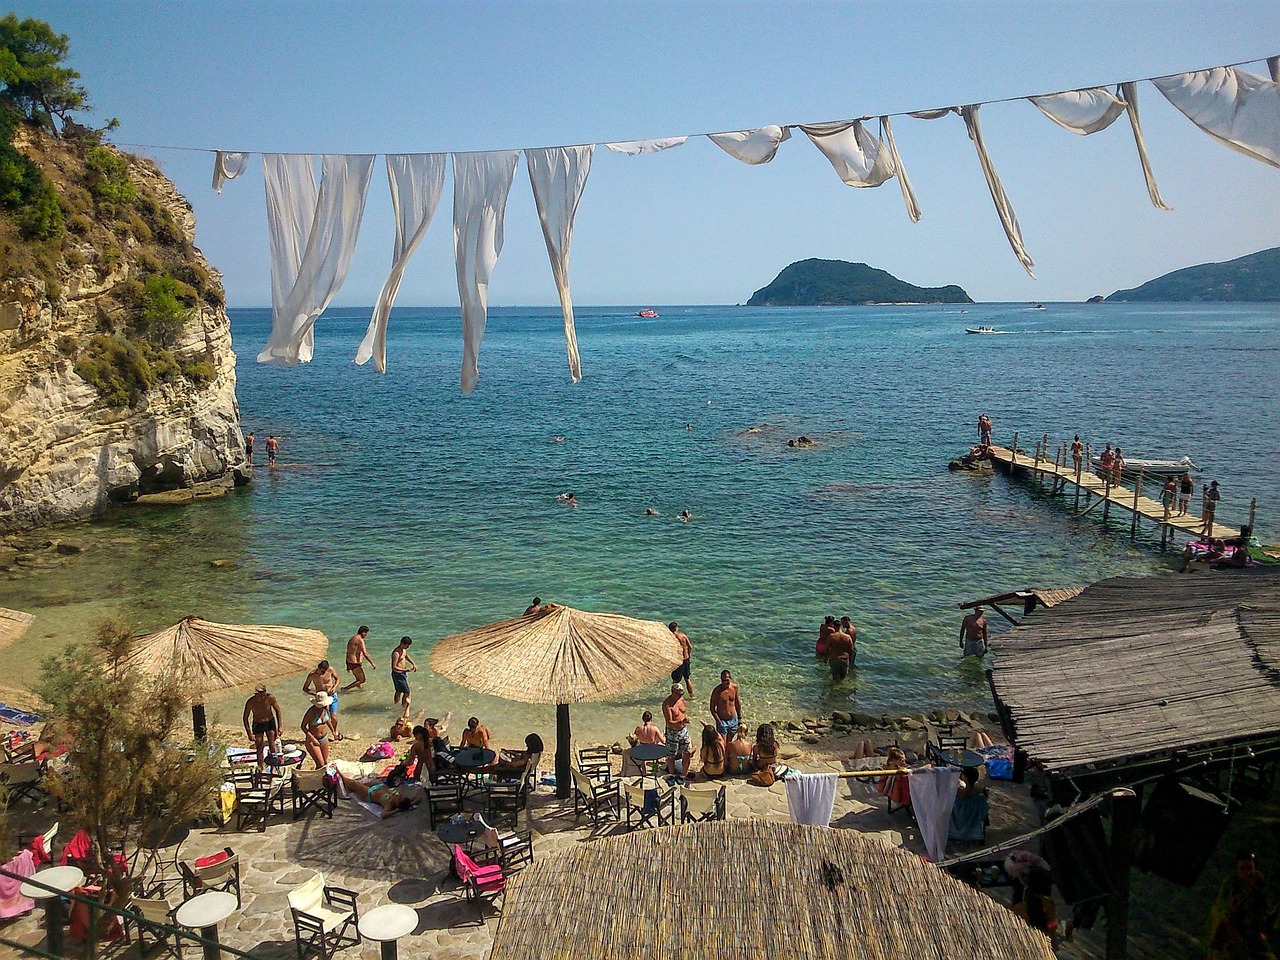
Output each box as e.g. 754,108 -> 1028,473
624,781 -> 675,830
571,768 -> 620,823
491,829 -> 534,871
17,820 -> 58,862
453,845 -> 505,908
127,894 -> 184,959
291,770 -> 337,820
235,776 -> 286,832
927,724 -> 969,765
679,784 -> 726,823
179,848 -> 241,906
0,760 -> 46,804
577,746 -> 613,783
287,872 -> 360,960
426,783 -> 464,829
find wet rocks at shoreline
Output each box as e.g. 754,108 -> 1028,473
1,533 -> 87,575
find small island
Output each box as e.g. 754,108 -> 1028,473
747,258 -> 972,306
1107,246 -> 1280,302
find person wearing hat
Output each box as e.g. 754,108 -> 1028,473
242,685 -> 282,771
960,606 -> 989,658
301,691 -> 336,769
662,683 -> 693,779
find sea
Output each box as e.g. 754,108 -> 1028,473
3,302 -> 1278,745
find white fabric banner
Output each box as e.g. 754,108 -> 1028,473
880,116 -> 922,223
800,120 -> 895,187
258,154 -> 376,365
708,125 -> 791,165
785,772 -> 838,826
910,767 -> 960,862
961,105 -> 1036,278
212,151 -> 249,194
453,151 -> 520,393
526,145 -> 593,384
1030,87 -> 1126,135
1119,82 -> 1171,210
1153,66 -> 1280,168
357,154 -> 447,373
604,137 -> 687,155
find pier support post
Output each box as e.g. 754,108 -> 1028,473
1010,432 -> 1018,467
1075,444 -> 1085,510
1103,480 -> 1111,522
1130,469 -> 1144,538
1106,787 -> 1139,960
1249,498 -> 1256,534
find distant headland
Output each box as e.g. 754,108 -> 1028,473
747,258 -> 973,306
1107,246 -> 1280,302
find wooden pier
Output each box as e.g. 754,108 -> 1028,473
986,435 -> 1254,545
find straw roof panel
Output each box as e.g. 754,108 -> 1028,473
123,616 -> 329,700
0,606 -> 34,649
488,820 -> 1054,960
430,604 -> 683,704
990,574 -> 1280,774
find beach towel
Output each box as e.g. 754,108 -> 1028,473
60,829 -> 92,866
910,767 -> 961,862
453,150 -> 520,392
357,153 -> 447,372
0,704 -> 41,726
258,153 -> 376,366
526,144 -> 593,384
0,849 -> 35,918
950,792 -> 990,841
785,772 -> 838,826
976,744 -> 1015,781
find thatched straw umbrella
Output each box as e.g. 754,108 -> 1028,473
123,615 -> 330,738
0,606 -> 34,649
430,603 -> 683,798
489,820 -> 1056,960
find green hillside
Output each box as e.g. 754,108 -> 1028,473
747,259 -> 972,306
1108,247 -> 1280,302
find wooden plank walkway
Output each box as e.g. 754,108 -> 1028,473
986,444 -> 1239,541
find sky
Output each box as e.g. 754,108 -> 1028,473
10,0 -> 1280,305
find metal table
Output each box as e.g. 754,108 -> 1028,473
20,865 -> 84,957
358,903 -> 418,960
174,890 -> 238,960
629,742 -> 667,777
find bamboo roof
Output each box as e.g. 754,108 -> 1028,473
430,603 -> 683,705
0,606 -> 34,649
990,573 -> 1280,774
122,615 -> 330,701
960,587 -> 1084,611
487,820 -> 1055,960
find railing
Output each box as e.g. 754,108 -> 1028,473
0,865 -> 269,960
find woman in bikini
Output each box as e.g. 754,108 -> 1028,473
337,772 -> 419,819
301,692 -> 335,769
750,723 -> 779,772
726,724 -> 753,774
699,724 -> 726,778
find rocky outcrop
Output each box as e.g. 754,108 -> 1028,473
0,129 -> 247,532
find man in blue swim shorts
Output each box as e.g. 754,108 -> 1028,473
391,636 -> 417,707
709,669 -> 742,742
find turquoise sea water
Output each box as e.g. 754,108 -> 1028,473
4,302 -> 1278,743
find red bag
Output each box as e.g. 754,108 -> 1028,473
194,850 -> 230,869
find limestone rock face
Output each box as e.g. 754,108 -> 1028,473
0,134 -> 246,532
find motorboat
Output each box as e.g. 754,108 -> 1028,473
1090,455 -> 1200,482
637,308 -> 659,318
965,326 -> 999,335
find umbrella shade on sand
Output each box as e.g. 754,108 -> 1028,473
124,615 -> 330,737
489,820 -> 1056,960
0,606 -> 34,650
430,603 -> 684,797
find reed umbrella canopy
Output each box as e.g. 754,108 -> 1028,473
431,603 -> 684,795
0,606 -> 34,650
488,819 -> 1055,960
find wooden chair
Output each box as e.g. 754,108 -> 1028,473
0,760 -> 46,804
426,783 -> 464,828
287,872 -> 360,960
17,820 -> 58,861
927,724 -> 969,764
127,894 -> 184,959
453,845 -> 505,908
179,847 -> 241,906
235,776 -> 286,832
571,768 -> 619,823
624,781 -> 675,830
291,770 -> 337,820
493,829 -> 534,871
679,784 -> 726,823
577,746 -> 613,783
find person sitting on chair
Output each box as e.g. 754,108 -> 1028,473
489,733 -> 544,775
460,717 -> 491,750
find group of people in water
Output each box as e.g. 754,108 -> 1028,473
815,616 -> 857,681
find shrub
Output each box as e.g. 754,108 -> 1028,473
84,145 -> 135,207
16,185 -> 62,239
56,334 -> 76,355
126,212 -> 150,242
75,333 -> 155,407
179,358 -> 214,385
68,212 -> 93,235
136,273 -> 190,346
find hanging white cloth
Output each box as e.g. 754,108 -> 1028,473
452,150 -> 519,393
526,145 -> 593,383
708,125 -> 791,165
800,120 -> 895,187
909,766 -> 960,862
961,105 -> 1036,278
909,107 -> 956,120
880,116 -> 921,223
1153,66 -> 1280,168
604,137 -> 687,155
1269,57 -> 1279,85
1029,87 -> 1126,135
211,151 -> 249,194
258,154 -> 376,365
356,154 -> 447,372
1117,82 -> 1171,210
785,772 -> 838,826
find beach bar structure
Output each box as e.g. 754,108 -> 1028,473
987,573 -> 1280,958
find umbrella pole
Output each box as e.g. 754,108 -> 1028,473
192,703 -> 208,741
555,703 -> 571,799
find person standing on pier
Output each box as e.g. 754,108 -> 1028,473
960,607 -> 989,658
1098,444 -> 1114,482
1161,476 -> 1178,522
1070,435 -> 1083,473
1179,472 -> 1194,516
1203,481 -> 1221,534
1112,447 -> 1126,485
978,413 -> 992,447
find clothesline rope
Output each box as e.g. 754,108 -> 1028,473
104,51 -> 1278,157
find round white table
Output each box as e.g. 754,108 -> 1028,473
20,865 -> 84,956
175,890 -> 238,960
358,903 -> 417,960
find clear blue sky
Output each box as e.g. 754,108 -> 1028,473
12,0 -> 1280,305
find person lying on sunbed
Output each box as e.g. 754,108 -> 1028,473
338,772 -> 420,818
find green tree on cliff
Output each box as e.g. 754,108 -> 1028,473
0,14 -> 88,134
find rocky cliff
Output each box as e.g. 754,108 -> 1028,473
0,123 -> 247,532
